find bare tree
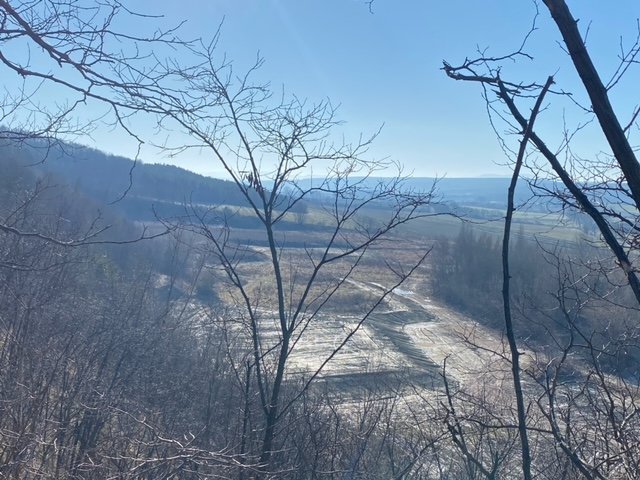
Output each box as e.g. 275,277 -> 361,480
443,1 -> 640,304
0,0 -> 197,247
151,44 -> 437,473
0,0 -> 188,146
442,0 -> 640,477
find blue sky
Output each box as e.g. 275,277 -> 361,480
10,1 -> 639,178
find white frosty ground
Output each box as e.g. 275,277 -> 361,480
280,277 -> 513,391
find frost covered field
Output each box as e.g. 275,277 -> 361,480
208,236 -> 515,400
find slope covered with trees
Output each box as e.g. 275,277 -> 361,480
1,142 -> 270,220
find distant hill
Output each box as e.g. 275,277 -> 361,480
399,177 -> 535,207
1,140 -> 563,226
289,176 -> 552,211
0,141 -> 267,222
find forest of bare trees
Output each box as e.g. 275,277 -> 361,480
1,0 -> 640,478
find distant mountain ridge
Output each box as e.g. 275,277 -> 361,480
289,176 -> 543,209
1,140 -> 560,223
398,177 -> 535,207
1,141 -> 264,221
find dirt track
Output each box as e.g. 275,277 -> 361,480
285,277 -> 512,395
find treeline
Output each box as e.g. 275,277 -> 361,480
431,224 -> 544,328
430,223 -> 639,373
0,141 -> 308,225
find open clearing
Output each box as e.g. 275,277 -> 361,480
207,233 -> 516,401
284,275 -> 511,394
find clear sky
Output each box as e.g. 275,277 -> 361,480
12,0 -> 640,179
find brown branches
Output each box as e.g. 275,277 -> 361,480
150,42 -> 440,472
444,2 -> 640,477
499,75 -> 554,480
443,1 -> 640,304
543,0 -> 640,212
0,0 -> 190,147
